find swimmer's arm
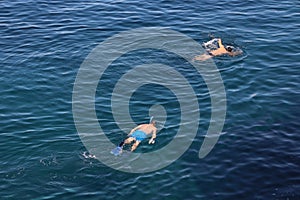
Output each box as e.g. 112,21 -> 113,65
218,38 -> 225,49
193,54 -> 212,61
148,129 -> 157,144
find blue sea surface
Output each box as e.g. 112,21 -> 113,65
1,0 -> 300,199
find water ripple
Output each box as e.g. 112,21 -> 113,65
0,0 -> 299,199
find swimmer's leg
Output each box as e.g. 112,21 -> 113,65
131,141 -> 141,152
118,141 -> 124,147
123,137 -> 135,146
119,137 -> 134,147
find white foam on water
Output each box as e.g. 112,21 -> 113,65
83,151 -> 97,159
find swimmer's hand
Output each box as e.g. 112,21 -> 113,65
149,138 -> 155,144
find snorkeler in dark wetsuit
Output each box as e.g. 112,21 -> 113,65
194,38 -> 242,61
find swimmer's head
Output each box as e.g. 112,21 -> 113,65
226,46 -> 233,52
151,120 -> 156,126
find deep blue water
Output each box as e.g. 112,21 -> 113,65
1,0 -> 300,199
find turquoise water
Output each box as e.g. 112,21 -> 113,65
1,0 -> 300,199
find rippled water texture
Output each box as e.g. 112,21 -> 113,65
1,0 -> 299,199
